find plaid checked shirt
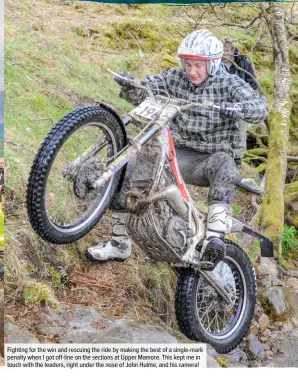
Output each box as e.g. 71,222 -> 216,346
120,67 -> 268,158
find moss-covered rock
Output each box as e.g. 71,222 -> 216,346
160,53 -> 179,70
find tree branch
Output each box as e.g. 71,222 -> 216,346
209,4 -> 266,29
287,156 -> 298,163
222,57 -> 263,94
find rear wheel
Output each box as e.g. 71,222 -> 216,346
175,240 -> 256,353
27,106 -> 126,244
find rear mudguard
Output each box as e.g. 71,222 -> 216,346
230,218 -> 276,260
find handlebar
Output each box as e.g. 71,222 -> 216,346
108,69 -> 245,118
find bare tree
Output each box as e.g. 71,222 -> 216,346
259,3 -> 292,255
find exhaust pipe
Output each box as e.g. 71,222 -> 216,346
125,185 -> 189,219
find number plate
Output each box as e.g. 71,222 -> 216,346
133,99 -> 161,120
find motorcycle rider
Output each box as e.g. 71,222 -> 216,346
86,29 -> 268,268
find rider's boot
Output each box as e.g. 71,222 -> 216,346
86,212 -> 132,262
200,202 -> 232,270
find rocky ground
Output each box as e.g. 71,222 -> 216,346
4,257 -> 298,368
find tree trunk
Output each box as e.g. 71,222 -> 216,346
260,3 -> 292,255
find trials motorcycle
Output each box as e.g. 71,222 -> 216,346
27,72 -> 274,353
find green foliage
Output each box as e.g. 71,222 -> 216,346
160,53 -> 179,70
50,266 -> 62,289
216,356 -> 228,368
289,47 -> 298,75
105,20 -> 161,52
23,282 -> 58,305
279,255 -> 293,270
73,25 -> 87,38
282,225 -> 298,253
232,204 -> 241,216
248,240 -> 259,261
281,225 -> 298,262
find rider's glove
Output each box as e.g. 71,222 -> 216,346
219,102 -> 247,119
114,72 -> 136,87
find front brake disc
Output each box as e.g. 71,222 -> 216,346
73,158 -> 104,199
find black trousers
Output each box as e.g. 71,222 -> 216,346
112,148 -> 242,210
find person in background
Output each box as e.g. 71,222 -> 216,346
221,38 -> 258,91
221,38 -> 259,159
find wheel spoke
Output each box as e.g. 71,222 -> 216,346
196,259 -> 245,337
44,124 -> 114,228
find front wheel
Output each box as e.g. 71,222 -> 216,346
27,106 -> 126,244
175,240 -> 256,353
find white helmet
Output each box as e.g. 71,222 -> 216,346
177,30 -> 223,76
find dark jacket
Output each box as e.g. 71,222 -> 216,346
223,48 -> 258,91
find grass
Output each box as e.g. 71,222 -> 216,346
248,239 -> 259,261
23,281 -> 58,305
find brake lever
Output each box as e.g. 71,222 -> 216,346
107,68 -> 155,98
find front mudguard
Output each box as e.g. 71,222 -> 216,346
96,100 -> 129,145
230,219 -> 276,260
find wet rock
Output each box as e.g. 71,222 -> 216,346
258,314 -> 270,331
36,325 -> 68,337
285,270 -> 298,278
248,360 -> 260,368
264,286 -> 287,316
69,307 -> 101,328
227,348 -> 248,365
259,258 -> 278,278
266,350 -> 274,360
254,303 -> 263,317
207,356 -> 221,368
263,329 -> 271,337
270,331 -> 285,341
272,279 -> 284,287
247,334 -> 266,361
290,329 -> 298,339
283,287 -> 298,326
263,329 -> 298,367
249,320 -> 259,335
260,336 -> 268,343
271,345 -> 279,354
60,318 -> 179,344
218,354 -> 247,368
262,343 -> 270,350
287,277 -> 298,289
5,323 -> 39,343
207,344 -> 218,359
39,306 -> 71,326
282,321 -> 294,333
